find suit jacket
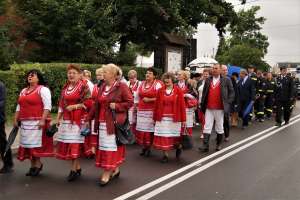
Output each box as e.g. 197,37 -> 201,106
275,75 -> 295,102
201,76 -> 235,114
237,76 -> 256,103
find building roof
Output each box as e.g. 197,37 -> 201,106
162,33 -> 190,46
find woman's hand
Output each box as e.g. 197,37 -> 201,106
65,104 -> 77,111
110,103 -> 116,110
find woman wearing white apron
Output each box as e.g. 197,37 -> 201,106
127,70 -> 140,139
176,70 -> 198,136
87,64 -> 133,186
14,69 -> 53,176
153,73 -> 186,163
56,64 -> 92,182
135,68 -> 162,157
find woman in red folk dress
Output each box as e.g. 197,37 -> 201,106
176,70 -> 198,136
127,70 -> 140,139
56,64 -> 92,182
153,73 -> 186,163
87,64 -> 133,186
136,68 -> 162,157
14,69 -> 53,176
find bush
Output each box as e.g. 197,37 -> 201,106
0,71 -> 19,117
2,63 -> 161,114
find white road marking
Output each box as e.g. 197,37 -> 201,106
137,117 -> 300,200
114,114 -> 300,200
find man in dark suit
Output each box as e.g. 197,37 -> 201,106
0,80 -> 13,173
274,66 -> 295,126
237,69 -> 256,129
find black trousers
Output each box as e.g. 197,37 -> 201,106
239,100 -> 251,126
0,122 -> 13,167
254,97 -> 265,119
275,100 -> 291,124
223,113 -> 230,138
264,95 -> 274,118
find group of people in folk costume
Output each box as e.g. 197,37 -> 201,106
0,62 -> 296,187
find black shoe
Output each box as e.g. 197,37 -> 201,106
285,121 -> 289,125
0,165 -> 13,174
140,148 -> 146,156
31,164 -> 43,177
67,170 -> 79,182
275,122 -> 282,127
145,149 -> 151,157
99,178 -> 111,187
25,167 -> 35,176
160,156 -> 169,163
76,168 -> 82,176
216,134 -> 223,151
259,118 -> 264,122
111,170 -> 120,179
175,148 -> 182,159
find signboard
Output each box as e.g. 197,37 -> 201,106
166,48 -> 182,72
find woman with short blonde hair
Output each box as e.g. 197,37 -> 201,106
88,63 -> 133,186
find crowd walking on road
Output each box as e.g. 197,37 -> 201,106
0,63 -> 297,187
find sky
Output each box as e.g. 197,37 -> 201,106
194,0 -> 300,66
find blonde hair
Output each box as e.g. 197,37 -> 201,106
178,70 -> 190,80
128,70 -> 137,78
102,63 -> 121,79
95,67 -> 103,75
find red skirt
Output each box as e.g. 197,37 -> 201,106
95,145 -> 125,171
83,135 -> 98,157
198,109 -> 205,130
153,136 -> 181,151
17,126 -> 54,161
55,142 -> 83,160
135,131 -> 153,148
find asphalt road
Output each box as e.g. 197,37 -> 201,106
1,104 -> 300,200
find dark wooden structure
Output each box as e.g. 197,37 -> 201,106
154,33 -> 197,72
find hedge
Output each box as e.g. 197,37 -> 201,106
1,63 -> 162,115
0,71 -> 19,117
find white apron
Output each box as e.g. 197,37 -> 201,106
98,123 -> 117,151
154,117 -> 181,137
20,120 -> 42,148
186,108 -> 195,128
57,120 -> 84,143
136,110 -> 155,132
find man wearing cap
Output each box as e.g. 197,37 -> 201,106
254,70 -> 267,122
274,66 -> 295,126
264,72 -> 276,119
0,80 -> 14,173
237,69 -> 256,129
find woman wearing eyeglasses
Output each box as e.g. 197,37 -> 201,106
14,69 -> 53,176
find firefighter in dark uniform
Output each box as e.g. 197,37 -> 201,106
274,66 -> 295,126
247,65 -> 257,121
264,72 -> 276,119
254,70 -> 266,122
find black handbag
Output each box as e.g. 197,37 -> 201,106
111,109 -> 135,145
46,123 -> 58,137
181,127 -> 193,150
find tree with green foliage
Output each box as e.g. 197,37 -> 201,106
107,0 -> 241,52
217,6 -> 270,71
14,0 -> 118,63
